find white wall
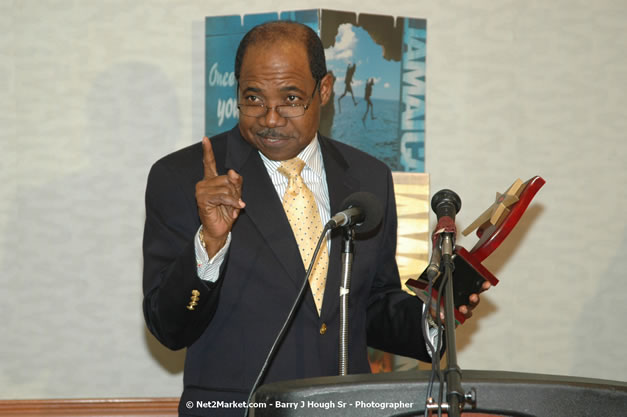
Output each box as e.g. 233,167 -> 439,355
1,0 -> 625,399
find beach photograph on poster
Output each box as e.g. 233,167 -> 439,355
320,13 -> 426,172
325,24 -> 403,170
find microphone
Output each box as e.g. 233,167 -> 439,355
329,207 -> 363,228
430,189 -> 462,263
327,191 -> 383,232
431,189 -> 462,224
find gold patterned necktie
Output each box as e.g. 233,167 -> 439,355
278,157 -> 328,314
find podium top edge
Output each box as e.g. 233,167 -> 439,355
255,369 -> 627,393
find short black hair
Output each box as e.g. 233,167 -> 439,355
234,21 -> 328,85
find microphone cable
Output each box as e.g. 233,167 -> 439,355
428,257 -> 455,417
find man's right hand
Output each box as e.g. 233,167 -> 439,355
195,137 -> 245,257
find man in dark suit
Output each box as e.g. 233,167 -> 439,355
143,21 -> 484,417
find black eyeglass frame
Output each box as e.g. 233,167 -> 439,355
237,80 -> 320,119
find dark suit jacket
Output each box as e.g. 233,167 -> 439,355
142,126 -> 431,416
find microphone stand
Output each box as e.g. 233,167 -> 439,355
339,226 -> 355,376
440,233 -> 463,417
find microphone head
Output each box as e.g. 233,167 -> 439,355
431,189 -> 461,218
340,191 -> 383,233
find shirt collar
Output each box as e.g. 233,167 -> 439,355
259,134 -> 324,179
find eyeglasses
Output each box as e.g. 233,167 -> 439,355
237,81 -> 319,119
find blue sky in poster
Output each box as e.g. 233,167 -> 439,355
325,23 -> 401,102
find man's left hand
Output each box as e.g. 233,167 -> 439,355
457,280 -> 492,320
432,280 -> 491,325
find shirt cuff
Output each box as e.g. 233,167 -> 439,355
195,227 -> 231,283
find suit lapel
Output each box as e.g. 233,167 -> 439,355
224,128 -> 312,297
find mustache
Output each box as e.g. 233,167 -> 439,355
256,129 -> 295,140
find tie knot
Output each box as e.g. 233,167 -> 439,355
278,158 -> 306,179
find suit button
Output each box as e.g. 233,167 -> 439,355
319,323 -> 327,335
187,289 -> 200,310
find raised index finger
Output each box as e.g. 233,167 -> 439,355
202,137 -> 218,179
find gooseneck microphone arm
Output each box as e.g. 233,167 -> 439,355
338,226 -> 355,376
332,192 -> 383,377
